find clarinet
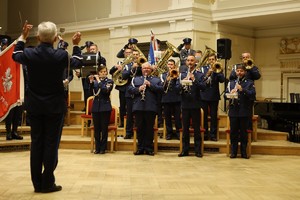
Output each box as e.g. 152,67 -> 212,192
140,73 -> 147,101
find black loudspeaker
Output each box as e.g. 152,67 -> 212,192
217,38 -> 231,59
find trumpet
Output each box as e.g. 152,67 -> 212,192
164,69 -> 179,93
211,61 -> 223,73
244,59 -> 254,70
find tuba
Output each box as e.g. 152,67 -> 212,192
196,45 -> 217,70
112,55 -> 135,86
151,41 -> 180,76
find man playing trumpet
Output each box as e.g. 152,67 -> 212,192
161,59 -> 181,140
200,53 -> 225,141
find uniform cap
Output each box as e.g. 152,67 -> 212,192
183,38 -> 192,44
128,38 -> 138,44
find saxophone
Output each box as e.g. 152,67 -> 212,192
112,55 -> 134,86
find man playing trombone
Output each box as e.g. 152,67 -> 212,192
200,53 -> 225,141
161,59 -> 181,140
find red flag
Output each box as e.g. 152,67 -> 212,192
0,42 -> 24,122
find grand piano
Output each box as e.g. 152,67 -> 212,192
254,101 -> 300,142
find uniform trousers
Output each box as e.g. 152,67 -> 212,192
229,116 -> 248,155
125,97 -> 134,136
29,112 -> 64,190
163,102 -> 181,138
5,106 -> 22,133
92,111 -> 111,152
181,108 -> 201,153
201,100 -> 219,139
134,111 -> 156,152
118,90 -> 126,126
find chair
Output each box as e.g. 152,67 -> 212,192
225,116 -> 252,158
90,105 -> 118,153
252,115 -> 258,142
133,116 -> 158,154
179,109 -> 205,155
80,96 -> 94,137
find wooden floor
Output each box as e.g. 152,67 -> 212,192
0,149 -> 300,200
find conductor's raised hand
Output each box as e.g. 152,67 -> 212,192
72,32 -> 81,45
21,20 -> 33,40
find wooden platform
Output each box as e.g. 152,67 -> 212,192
1,125 -> 300,156
1,91 -> 299,156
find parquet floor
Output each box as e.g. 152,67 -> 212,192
0,150 -> 300,200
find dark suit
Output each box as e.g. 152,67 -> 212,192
128,75 -> 163,152
161,72 -> 182,139
89,77 -> 113,152
200,65 -> 225,140
122,62 -> 141,137
229,65 -> 261,131
225,77 -> 256,156
12,41 -> 82,191
180,69 -> 206,154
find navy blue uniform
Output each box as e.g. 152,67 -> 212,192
180,69 -> 206,154
200,65 -> 225,140
12,41 -> 82,191
109,65 -> 127,127
128,75 -> 163,152
229,64 -> 260,131
122,62 -> 142,137
225,77 -> 256,157
161,72 -> 182,139
89,77 -> 114,152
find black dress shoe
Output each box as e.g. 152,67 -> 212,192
145,151 -> 154,156
124,135 -> 132,139
230,154 -> 237,158
42,184 -> 62,193
11,132 -> 23,140
6,133 -> 12,140
99,151 -> 105,154
195,152 -> 203,158
94,150 -> 100,154
134,149 -> 144,155
241,154 -> 249,159
178,152 -> 189,157
210,137 -> 217,141
166,135 -> 172,140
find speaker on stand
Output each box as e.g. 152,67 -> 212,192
217,38 -> 232,112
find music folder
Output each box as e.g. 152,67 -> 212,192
81,53 -> 98,77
